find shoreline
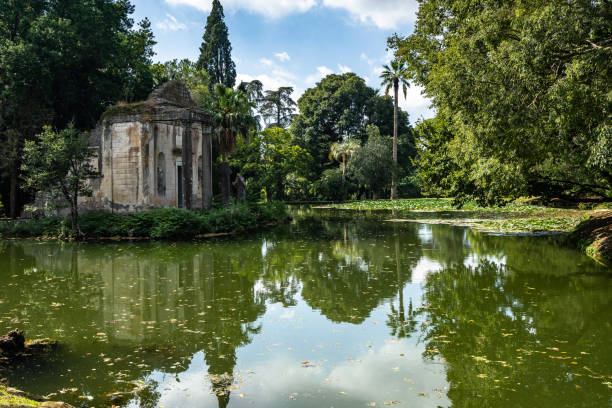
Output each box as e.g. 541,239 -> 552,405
316,199 -> 611,265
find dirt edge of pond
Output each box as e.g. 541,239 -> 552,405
569,211 -> 612,265
0,384 -> 73,408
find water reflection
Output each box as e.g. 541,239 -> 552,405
0,218 -> 610,407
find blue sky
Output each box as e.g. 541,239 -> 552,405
131,0 -> 434,122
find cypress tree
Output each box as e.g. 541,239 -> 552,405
197,0 -> 236,89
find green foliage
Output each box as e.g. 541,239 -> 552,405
197,0 -> 236,89
349,126 -> 396,198
21,125 -> 101,233
283,174 -> 312,201
260,87 -> 297,128
213,84 -> 257,157
0,203 -> 289,240
291,73 -> 416,194
233,128 -> 312,201
212,84 -> 258,204
0,0 -> 155,217
151,59 -> 212,109
149,209 -> 206,239
390,0 -> 612,203
413,115 -> 462,198
0,216 -> 63,238
315,168 -> 358,201
329,138 -> 361,179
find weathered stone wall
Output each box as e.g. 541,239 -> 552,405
81,118 -> 212,214
70,81 -> 214,214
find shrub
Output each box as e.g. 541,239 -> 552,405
0,217 -> 62,238
316,168 -> 358,201
79,211 -> 122,237
149,208 -> 205,239
0,203 -> 289,240
256,202 -> 289,224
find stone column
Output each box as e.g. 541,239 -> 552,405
202,125 -> 213,210
182,119 -> 193,210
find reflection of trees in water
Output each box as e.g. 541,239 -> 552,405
0,241 -> 267,408
2,218 -> 608,407
418,260 -> 612,408
262,220 -> 422,325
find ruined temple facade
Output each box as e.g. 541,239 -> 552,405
83,81 -> 213,213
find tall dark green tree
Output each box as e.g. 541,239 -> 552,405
197,0 -> 236,89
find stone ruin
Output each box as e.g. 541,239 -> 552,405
80,80 -> 214,213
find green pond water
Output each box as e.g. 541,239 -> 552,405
0,212 -> 611,408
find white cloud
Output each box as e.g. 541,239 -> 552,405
165,0 -> 418,28
165,0 -> 317,19
322,0 -> 419,29
305,66 -> 335,84
398,85 -> 435,120
275,52 -> 291,62
361,52 -> 376,65
155,14 -> 188,32
338,64 -> 352,73
237,73 -> 296,94
259,58 -> 273,67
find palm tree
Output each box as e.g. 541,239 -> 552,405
329,139 -> 361,179
212,83 -> 257,205
380,59 -> 410,200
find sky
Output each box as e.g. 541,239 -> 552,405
131,0 -> 434,122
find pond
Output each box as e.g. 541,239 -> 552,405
0,213 -> 611,407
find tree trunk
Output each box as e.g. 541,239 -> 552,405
391,80 -> 398,200
342,155 -> 347,180
70,193 -> 80,238
221,158 -> 231,206
9,167 -> 17,219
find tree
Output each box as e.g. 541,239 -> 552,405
349,126 -> 396,199
233,127 -> 312,201
237,80 -> 264,128
413,115 -> 463,198
389,0 -> 612,204
329,139 -> 361,180
0,0 -> 156,217
212,84 -> 257,205
380,60 -> 410,201
260,87 -> 297,128
21,126 -> 101,236
197,0 -> 236,89
291,73 -> 376,178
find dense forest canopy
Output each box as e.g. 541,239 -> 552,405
390,0 -> 612,204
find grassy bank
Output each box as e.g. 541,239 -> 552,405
0,385 -> 40,407
570,211 -> 612,265
0,202 -> 288,240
